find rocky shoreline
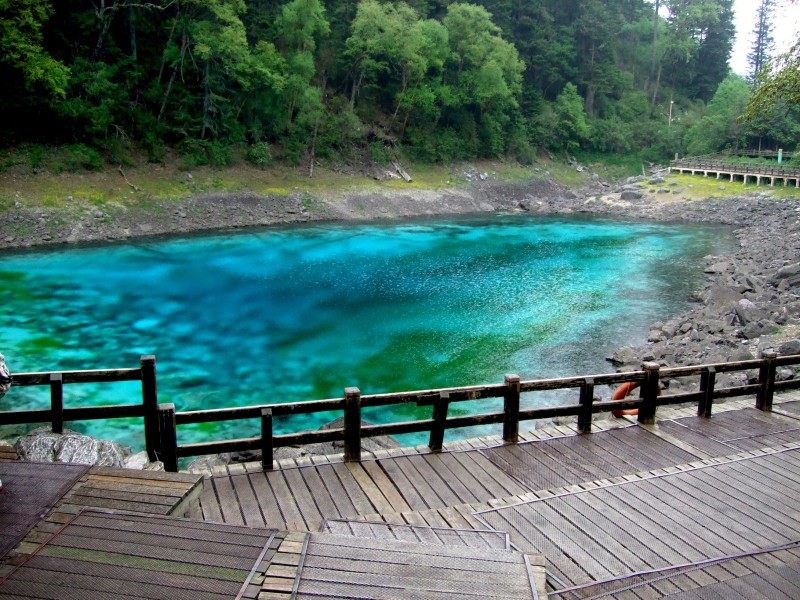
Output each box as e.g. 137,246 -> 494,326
2,166 -> 800,466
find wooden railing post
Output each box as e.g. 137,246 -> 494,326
578,377 -> 595,433
638,362 -> 660,425
157,403 -> 178,472
756,351 -> 778,411
698,367 -> 716,418
429,392 -> 450,452
344,387 -> 361,462
49,373 -> 64,434
503,374 -> 521,443
261,408 -> 274,470
140,355 -> 159,461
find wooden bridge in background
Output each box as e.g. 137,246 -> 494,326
670,157 -> 800,187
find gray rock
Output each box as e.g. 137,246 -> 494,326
0,353 -> 10,397
124,450 -> 164,471
15,427 -> 129,467
704,262 -> 731,274
606,346 -> 639,366
186,453 -> 232,473
778,339 -> 800,355
729,349 -> 755,362
734,299 -> 766,325
777,367 -> 796,381
771,263 -> 800,287
742,321 -> 775,339
649,176 -> 666,185
620,190 -> 643,200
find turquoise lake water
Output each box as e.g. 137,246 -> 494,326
0,214 -> 735,450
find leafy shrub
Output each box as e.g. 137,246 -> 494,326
206,141 -> 230,168
178,139 -> 209,169
246,142 -> 272,168
57,144 -> 104,172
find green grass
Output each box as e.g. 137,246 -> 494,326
576,151 -> 645,180
664,172 -> 800,200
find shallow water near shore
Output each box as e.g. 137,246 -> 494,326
0,213 -> 735,451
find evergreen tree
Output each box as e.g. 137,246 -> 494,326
747,0 -> 775,84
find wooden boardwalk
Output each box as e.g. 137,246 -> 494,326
3,393 -> 800,598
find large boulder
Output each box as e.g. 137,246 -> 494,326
778,339 -> 800,356
16,427 -> 128,467
771,263 -> 800,287
734,299 -> 767,326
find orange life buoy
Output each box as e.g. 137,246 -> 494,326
612,381 -> 639,417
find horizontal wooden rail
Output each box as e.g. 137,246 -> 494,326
3,352 -> 800,472
0,355 -> 160,461
9,368 -> 143,386
161,352 -> 800,471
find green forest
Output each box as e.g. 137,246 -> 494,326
1,0 -> 798,169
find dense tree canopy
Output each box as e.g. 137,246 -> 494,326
0,0 -> 796,165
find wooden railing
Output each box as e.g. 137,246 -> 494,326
3,353 -> 800,472
0,355 -> 160,461
670,158 -> 800,177
722,149 -> 795,160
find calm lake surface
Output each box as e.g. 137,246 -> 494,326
0,214 -> 735,449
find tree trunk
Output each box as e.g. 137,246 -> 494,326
350,69 -> 364,110
201,61 -> 211,139
651,60 -> 662,106
649,0 -> 660,83
158,31 -> 187,124
158,5 -> 181,83
92,4 -> 115,62
129,6 -> 137,62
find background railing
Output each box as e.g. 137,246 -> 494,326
670,159 -> 800,178
2,352 -> 799,472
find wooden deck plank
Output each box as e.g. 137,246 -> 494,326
421,453 -> 482,505
673,468 -> 799,543
385,456 -> 446,509
279,467 -> 324,530
361,460 -> 412,514
70,513 -> 272,545
312,464 -> 358,518
198,477 -> 224,523
20,555 -> 238,595
245,470 -> 285,529
562,487 -> 717,592
344,462 -> 394,515
685,464 -> 800,538
599,480 -> 753,580
7,564 -> 233,600
327,462 -> 376,516
264,471 -> 306,531
229,474 -> 267,527
456,451 -> 532,498
706,460 -> 800,517
644,473 -> 787,574
45,533 -> 255,570
373,457 -> 429,511
208,476 -> 244,526
296,466 -> 342,521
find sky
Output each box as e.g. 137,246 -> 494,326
730,0 -> 799,76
